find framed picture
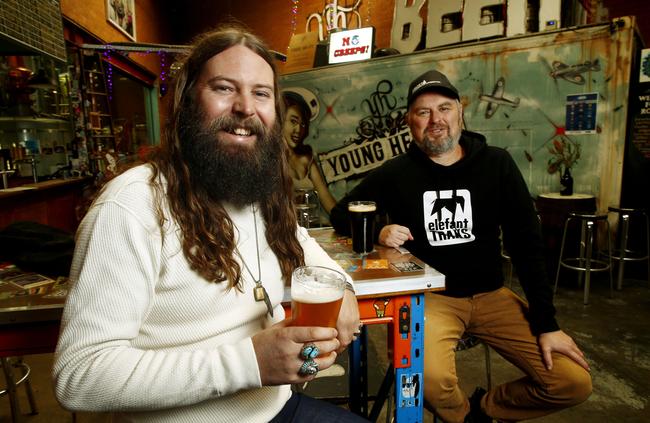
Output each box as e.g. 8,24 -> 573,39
106,0 -> 136,41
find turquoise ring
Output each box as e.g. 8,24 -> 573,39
299,359 -> 319,376
301,344 -> 319,360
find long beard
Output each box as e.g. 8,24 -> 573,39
179,106 -> 283,207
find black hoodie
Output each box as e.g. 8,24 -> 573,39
330,130 -> 559,335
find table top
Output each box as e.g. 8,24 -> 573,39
1,228 -> 446,325
538,192 -> 595,200
283,227 -> 445,300
0,278 -> 68,325
0,176 -> 90,200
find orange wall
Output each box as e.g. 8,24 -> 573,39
60,0 -> 171,77
183,0 -> 399,57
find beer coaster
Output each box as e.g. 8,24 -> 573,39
363,259 -> 389,269
391,261 -> 424,272
335,259 -> 360,273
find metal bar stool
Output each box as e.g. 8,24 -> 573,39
607,207 -> 650,290
553,212 -> 613,305
1,356 -> 38,422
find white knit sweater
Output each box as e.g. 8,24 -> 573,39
52,165 -> 349,422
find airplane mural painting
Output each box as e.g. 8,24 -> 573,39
478,77 -> 520,119
548,59 -> 601,85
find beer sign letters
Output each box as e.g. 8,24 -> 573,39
391,0 -> 563,52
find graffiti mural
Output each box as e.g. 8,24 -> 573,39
280,19 -> 634,209
318,80 -> 410,183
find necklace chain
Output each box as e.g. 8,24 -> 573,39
238,204 -> 273,316
239,204 -> 261,285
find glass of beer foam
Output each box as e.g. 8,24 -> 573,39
348,200 -> 377,254
291,266 -> 347,328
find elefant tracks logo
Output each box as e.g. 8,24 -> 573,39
422,189 -> 475,246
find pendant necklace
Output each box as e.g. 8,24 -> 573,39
238,204 -> 273,317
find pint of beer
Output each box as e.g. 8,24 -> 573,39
348,201 -> 377,254
291,266 -> 346,328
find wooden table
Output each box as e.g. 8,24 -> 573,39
0,280 -> 67,358
286,228 -> 445,422
536,193 -> 597,275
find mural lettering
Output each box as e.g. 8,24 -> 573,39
318,80 -> 410,183
320,129 -> 411,182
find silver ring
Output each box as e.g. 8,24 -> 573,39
300,344 -> 319,359
299,359 -> 319,376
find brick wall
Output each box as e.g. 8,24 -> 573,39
0,0 -> 67,62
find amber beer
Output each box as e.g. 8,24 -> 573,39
291,266 -> 346,327
348,201 -> 377,254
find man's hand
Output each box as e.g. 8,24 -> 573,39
538,330 -> 590,371
252,322 -> 340,386
335,289 -> 361,353
379,224 -> 413,248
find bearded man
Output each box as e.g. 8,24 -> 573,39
53,25 -> 366,423
330,70 -> 592,423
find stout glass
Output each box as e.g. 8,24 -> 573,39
291,265 -> 346,327
348,200 -> 377,254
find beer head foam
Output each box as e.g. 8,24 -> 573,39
348,203 -> 376,212
292,281 -> 344,304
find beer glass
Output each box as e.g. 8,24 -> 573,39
291,265 -> 346,327
348,200 -> 377,254
294,188 -> 320,228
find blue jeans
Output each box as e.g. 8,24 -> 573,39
268,392 -> 370,422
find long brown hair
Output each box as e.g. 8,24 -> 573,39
148,24 -> 304,288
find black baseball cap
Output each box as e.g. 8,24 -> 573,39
407,70 -> 460,106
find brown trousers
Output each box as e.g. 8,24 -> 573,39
424,287 -> 592,422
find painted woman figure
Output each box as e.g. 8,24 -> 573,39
282,91 -> 337,214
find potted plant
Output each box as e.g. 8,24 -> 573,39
547,138 -> 581,196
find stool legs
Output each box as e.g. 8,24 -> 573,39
483,343 -> 492,391
554,214 -> 613,305
582,219 -> 594,305
616,213 -> 630,290
553,219 -> 570,296
1,357 -> 22,423
607,207 -> 650,289
1,357 -> 38,423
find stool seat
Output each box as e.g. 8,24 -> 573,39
606,206 -> 650,290
553,212 -> 613,304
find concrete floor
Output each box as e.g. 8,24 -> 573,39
2,270 -> 649,422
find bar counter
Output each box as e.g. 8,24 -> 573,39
0,177 -> 92,233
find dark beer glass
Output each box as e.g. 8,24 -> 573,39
348,201 -> 376,254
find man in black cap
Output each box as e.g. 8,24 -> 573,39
330,70 -> 592,422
